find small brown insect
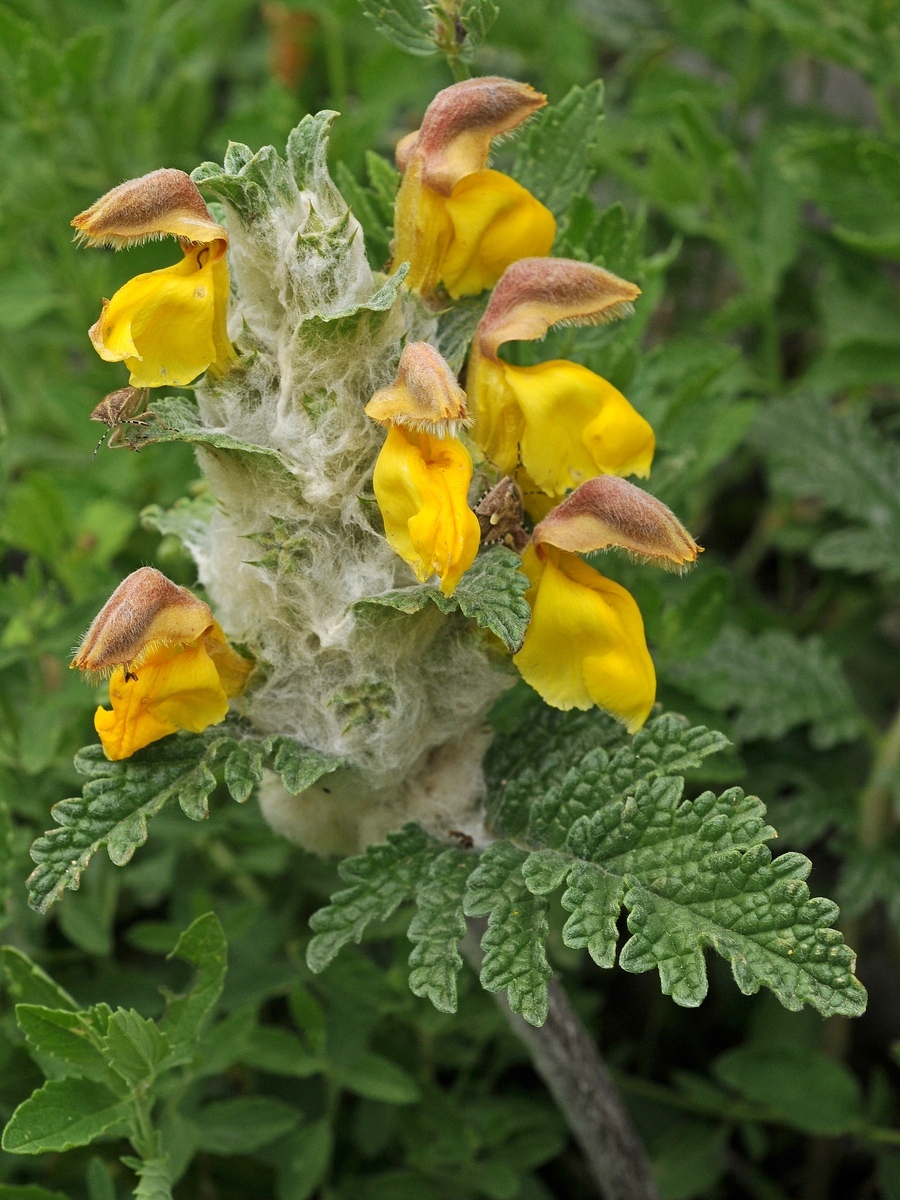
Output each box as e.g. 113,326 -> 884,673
447,830 -> 475,850
474,476 -> 528,551
91,386 -> 150,456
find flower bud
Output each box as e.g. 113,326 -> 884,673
72,169 -> 227,249
365,342 -> 469,436
474,257 -> 641,360
533,476 -> 701,569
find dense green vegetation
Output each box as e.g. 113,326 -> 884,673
0,0 -> 898,1196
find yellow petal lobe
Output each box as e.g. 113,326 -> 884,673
498,359 -> 655,496
88,241 -> 233,387
441,170 -> 556,299
94,640 -> 230,761
373,426 -> 481,596
513,545 -> 655,732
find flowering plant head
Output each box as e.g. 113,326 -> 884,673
392,77 -> 556,299
69,85 -> 700,851
73,169 -> 235,387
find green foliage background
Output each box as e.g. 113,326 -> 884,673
0,0 -> 899,1196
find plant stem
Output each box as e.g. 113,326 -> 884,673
858,701 -> 900,850
463,920 -> 660,1200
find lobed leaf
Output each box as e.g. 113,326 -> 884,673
525,713 -> 730,848
264,735 -> 344,795
408,849 -> 477,1014
27,731 -> 334,912
664,627 -> 863,748
753,394 -> 900,581
521,776 -> 866,1017
463,842 -> 552,1027
307,824 -> 440,973
357,0 -> 437,56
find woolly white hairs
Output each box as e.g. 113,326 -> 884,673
182,116 -> 514,853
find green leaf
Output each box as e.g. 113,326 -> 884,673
25,729 -> 268,912
307,824 -> 439,973
101,1009 -> 170,1088
86,1157 -> 116,1200
463,842 -> 552,1027
27,736 -> 218,913
0,1188 -> 74,1200
2,1078 -> 129,1154
15,1006 -> 109,1082
753,395 -> 900,581
137,397 -> 295,470
408,849 -> 476,1014
713,1044 -> 862,1135
357,0 -> 437,56
239,1027 -> 324,1077
435,294 -> 489,375
457,0 -> 499,60
141,491 -> 215,561
264,735 -> 345,795
123,1156 -> 173,1200
276,1121 -> 332,1200
333,1052 -> 421,1104
527,712 -> 730,849
512,82 -> 605,222
194,1098 -> 301,1154
355,547 -> 531,652
664,628 -> 863,748
485,704 -> 632,838
522,776 -> 867,1017
161,912 -> 227,1055
222,741 -> 266,803
2,947 -> 78,1011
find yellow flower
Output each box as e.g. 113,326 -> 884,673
467,257 -> 654,497
367,343 -> 481,596
72,567 -> 252,761
513,545 -> 655,731
512,477 -> 701,730
373,425 -> 481,596
392,78 -> 555,298
73,168 -> 235,388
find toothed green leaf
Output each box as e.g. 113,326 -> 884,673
665,628 -> 863,748
408,849 -> 477,1014
355,547 -> 531,652
307,824 -> 440,973
463,842 -> 551,1027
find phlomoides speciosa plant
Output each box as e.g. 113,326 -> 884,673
11,78 -> 866,1200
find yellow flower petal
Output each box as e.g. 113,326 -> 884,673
499,359 -> 655,496
94,640 -> 230,761
513,545 -> 655,731
441,170 -> 556,299
467,348 -> 524,477
392,161 -> 455,297
373,426 -> 481,595
88,242 -> 233,388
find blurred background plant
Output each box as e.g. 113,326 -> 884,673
0,0 -> 898,1196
